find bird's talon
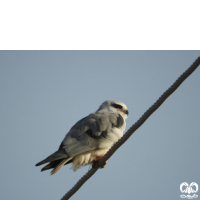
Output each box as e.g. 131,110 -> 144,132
100,160 -> 107,168
92,159 -> 107,169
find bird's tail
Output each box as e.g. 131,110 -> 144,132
50,157 -> 73,175
35,149 -> 73,175
35,149 -> 67,166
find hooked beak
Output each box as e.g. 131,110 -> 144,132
125,110 -> 129,115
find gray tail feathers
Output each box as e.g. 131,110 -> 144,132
35,149 -> 68,166
50,157 -> 73,175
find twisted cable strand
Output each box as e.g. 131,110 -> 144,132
97,56 -> 200,166
61,56 -> 200,200
61,168 -> 98,200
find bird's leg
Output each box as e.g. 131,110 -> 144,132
92,156 -> 107,168
101,160 -> 107,168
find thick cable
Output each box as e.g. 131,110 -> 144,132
61,56 -> 200,200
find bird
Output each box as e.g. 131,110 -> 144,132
35,100 -> 129,175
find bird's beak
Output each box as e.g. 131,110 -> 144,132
124,110 -> 129,115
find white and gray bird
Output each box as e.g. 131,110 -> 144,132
35,100 -> 129,175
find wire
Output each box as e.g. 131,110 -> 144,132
61,56 -> 200,200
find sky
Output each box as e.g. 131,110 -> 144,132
0,51 -> 200,200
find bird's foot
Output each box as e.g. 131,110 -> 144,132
92,156 -> 107,168
101,160 -> 107,168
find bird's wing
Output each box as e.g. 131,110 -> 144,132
60,111 -> 125,157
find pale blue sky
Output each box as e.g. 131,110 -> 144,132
0,51 -> 200,200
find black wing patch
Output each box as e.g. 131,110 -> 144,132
85,114 -> 124,140
85,129 -> 107,139
115,114 -> 124,128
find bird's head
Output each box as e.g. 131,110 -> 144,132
98,100 -> 129,119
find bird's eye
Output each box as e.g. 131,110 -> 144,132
112,103 -> 123,109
